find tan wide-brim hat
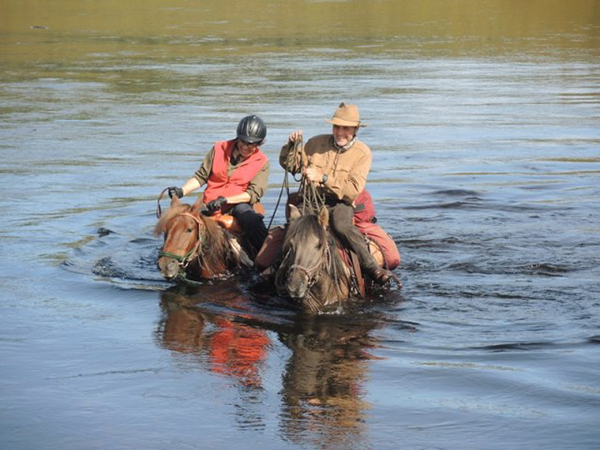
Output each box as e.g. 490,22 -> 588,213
326,102 -> 367,128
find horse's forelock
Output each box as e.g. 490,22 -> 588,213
154,204 -> 191,236
284,214 -> 326,248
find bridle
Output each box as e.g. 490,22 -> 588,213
158,212 -> 205,271
283,233 -> 333,289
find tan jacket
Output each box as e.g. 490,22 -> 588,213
279,134 -> 372,204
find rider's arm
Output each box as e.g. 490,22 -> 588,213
222,192 -> 252,205
190,146 -> 215,191
180,177 -> 201,196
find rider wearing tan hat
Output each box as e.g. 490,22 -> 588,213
326,103 -> 365,128
279,103 -> 394,285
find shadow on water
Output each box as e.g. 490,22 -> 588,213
155,283 -> 402,448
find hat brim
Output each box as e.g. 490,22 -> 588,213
326,118 -> 366,127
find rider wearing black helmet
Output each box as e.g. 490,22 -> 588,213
167,115 -> 270,257
236,115 -> 267,145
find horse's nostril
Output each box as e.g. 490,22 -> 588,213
287,280 -> 307,299
157,257 -> 182,280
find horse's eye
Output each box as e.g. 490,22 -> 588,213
186,228 -> 194,233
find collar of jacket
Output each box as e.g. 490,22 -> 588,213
332,136 -> 357,153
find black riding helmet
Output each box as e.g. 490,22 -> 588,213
236,115 -> 267,145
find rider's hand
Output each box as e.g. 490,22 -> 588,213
167,186 -> 184,199
289,130 -> 303,143
206,196 -> 227,212
303,167 -> 323,183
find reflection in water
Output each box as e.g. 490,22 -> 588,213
208,319 -> 269,389
278,316 -> 381,449
155,285 -> 387,448
156,286 -> 272,430
158,292 -> 207,355
156,287 -> 270,389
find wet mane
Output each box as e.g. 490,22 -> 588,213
200,216 -> 236,274
284,214 -> 326,248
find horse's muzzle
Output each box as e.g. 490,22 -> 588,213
158,257 -> 181,280
287,272 -> 309,299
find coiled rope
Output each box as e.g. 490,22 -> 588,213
288,136 -> 325,215
267,136 -> 325,229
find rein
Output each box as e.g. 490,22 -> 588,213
267,137 -> 305,230
286,135 -> 325,215
156,187 -> 169,219
299,176 -> 325,216
267,136 -> 325,229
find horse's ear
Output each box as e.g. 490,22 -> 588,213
318,206 -> 329,229
289,204 -> 301,222
191,196 -> 203,214
171,195 -> 181,207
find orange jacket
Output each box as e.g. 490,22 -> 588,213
203,140 -> 268,204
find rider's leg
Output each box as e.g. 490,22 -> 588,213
230,203 -> 268,256
328,203 -> 393,284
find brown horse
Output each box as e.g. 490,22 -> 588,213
274,205 -> 354,313
154,195 -> 251,281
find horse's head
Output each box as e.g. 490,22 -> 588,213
278,205 -> 330,301
154,196 -> 204,280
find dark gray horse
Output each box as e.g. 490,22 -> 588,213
275,205 -> 353,313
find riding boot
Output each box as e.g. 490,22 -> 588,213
346,230 -> 394,284
231,203 -> 268,257
329,203 -> 394,285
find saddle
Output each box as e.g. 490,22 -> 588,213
255,220 -> 399,297
204,203 -> 265,266
205,202 -> 265,235
335,244 -> 367,299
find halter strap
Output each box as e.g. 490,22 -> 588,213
289,260 -> 323,279
286,237 -> 332,288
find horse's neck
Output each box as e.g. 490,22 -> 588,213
308,274 -> 350,310
197,221 -> 237,276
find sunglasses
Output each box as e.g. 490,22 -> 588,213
238,140 -> 260,149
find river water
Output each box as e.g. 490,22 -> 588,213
1,1 -> 599,449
